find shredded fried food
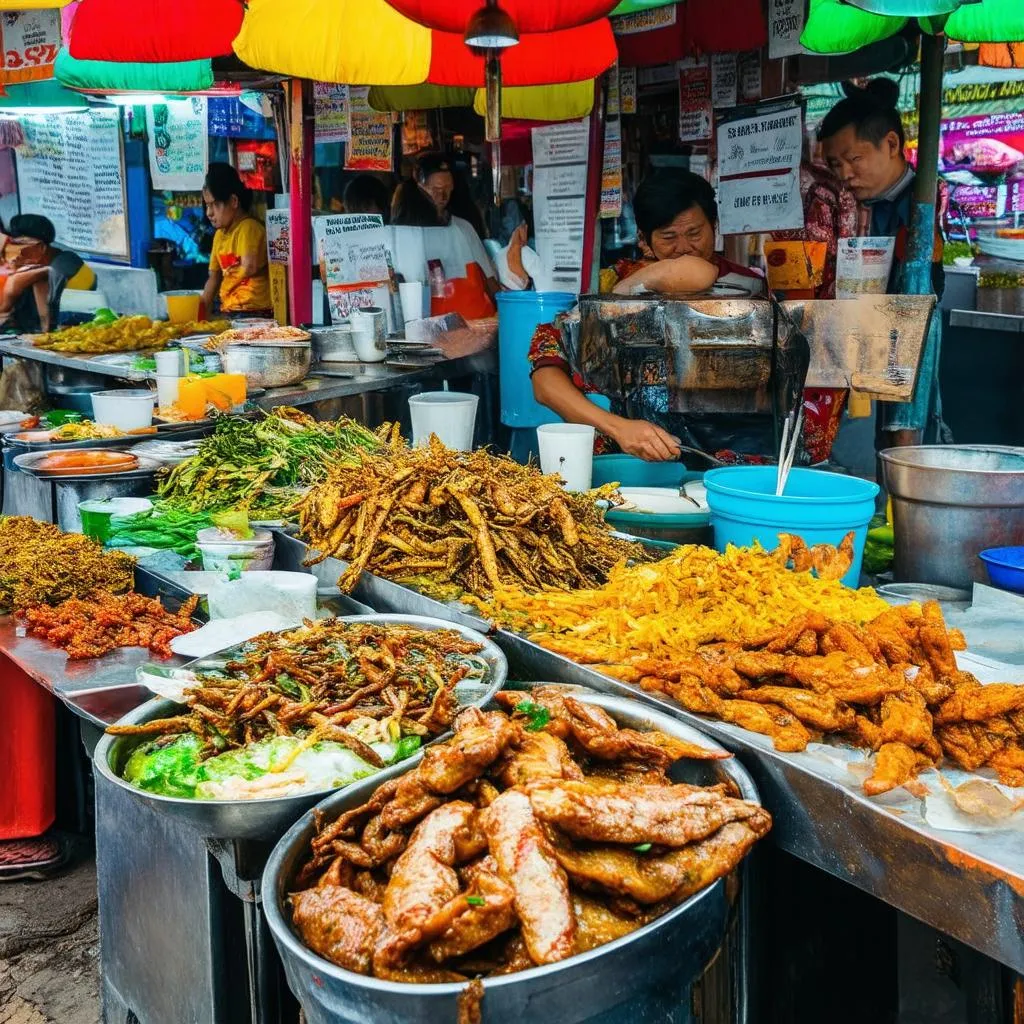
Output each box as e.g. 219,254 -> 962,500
471,538 -> 886,657
0,517 -> 135,612
21,591 -> 198,659
106,618 -> 489,761
296,437 -> 647,600
288,691 -> 770,981
32,317 -> 229,354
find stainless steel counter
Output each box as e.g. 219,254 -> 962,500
949,308 -> 1024,333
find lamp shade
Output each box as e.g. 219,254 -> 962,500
428,20 -> 616,86
384,0 -> 618,33
68,0 -> 243,63
945,0 -> 1024,42
801,0 -> 905,53
234,0 -> 431,85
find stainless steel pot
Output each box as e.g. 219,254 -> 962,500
263,687 -> 760,1024
221,341 -> 312,388
309,326 -> 357,363
92,614 -> 508,842
879,445 -> 1024,589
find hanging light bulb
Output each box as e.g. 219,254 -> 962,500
465,0 -> 518,154
840,0 -> 980,16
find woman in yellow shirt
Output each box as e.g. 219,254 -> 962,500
200,163 -> 272,316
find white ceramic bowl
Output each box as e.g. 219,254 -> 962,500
90,389 -> 155,430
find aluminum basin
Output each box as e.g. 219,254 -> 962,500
263,687 -> 761,1024
92,614 -> 508,842
879,445 -> 1024,589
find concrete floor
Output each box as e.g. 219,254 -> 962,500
0,858 -> 100,1024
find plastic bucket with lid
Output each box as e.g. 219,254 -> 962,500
496,291 -> 576,428
79,496 -> 153,541
704,467 -> 879,587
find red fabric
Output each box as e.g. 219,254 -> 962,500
428,21 -> 616,87
386,0 -> 617,34
683,0 -> 767,53
69,0 -> 244,63
613,19 -> 686,67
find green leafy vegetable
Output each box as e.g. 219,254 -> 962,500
633,843 -> 653,853
465,896 -> 486,907
514,701 -> 551,732
390,735 -> 423,763
123,734 -> 204,798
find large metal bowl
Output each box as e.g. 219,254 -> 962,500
263,686 -> 760,1024
92,614 -> 508,842
221,340 -> 312,388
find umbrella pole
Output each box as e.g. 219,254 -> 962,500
288,77 -> 314,326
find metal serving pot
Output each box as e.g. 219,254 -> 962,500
93,614 -> 508,843
879,445 -> 1024,589
221,340 -> 312,389
263,686 -> 761,1024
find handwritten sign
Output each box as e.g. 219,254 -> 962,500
147,98 -> 208,191
738,51 -> 763,103
16,109 -> 127,258
619,66 -> 637,115
711,53 -> 738,110
314,82 -> 350,144
1,9 -> 59,85
717,101 -> 804,235
312,213 -> 394,323
345,87 -> 393,172
768,0 -> 805,59
677,58 -> 712,143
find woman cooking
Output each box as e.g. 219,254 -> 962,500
200,163 -> 272,318
530,169 -> 764,461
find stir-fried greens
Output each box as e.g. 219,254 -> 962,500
157,407 -> 390,519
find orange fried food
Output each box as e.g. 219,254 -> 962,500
878,690 -> 933,750
937,721 -> 1012,772
864,742 -> 933,796
719,700 -> 812,752
291,885 -> 384,974
775,531 -> 856,581
736,686 -> 856,733
934,684 -> 1024,725
492,729 -> 584,788
987,744 -> 1024,788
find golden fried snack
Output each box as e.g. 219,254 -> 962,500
291,885 -> 384,973
863,742 -> 932,797
735,686 -> 856,733
719,700 -> 812,752
878,690 -> 934,750
934,684 -> 1024,725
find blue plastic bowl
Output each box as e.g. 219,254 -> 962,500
704,467 -> 880,588
979,547 -> 1024,594
592,454 -> 704,490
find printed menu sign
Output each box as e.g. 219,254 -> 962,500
312,213 -> 394,322
147,98 -> 208,191
711,53 -> 738,110
0,9 -> 60,85
345,87 -> 393,172
532,119 -> 589,292
677,58 -> 712,143
738,50 -> 762,103
717,101 -> 804,234
768,0 -> 805,59
314,82 -> 350,144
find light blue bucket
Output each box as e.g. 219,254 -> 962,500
496,291 -> 576,428
704,467 -> 880,587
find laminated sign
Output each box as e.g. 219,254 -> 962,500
345,86 -> 393,172
313,213 -> 394,323
677,57 -> 712,143
147,98 -> 208,191
1,9 -> 60,85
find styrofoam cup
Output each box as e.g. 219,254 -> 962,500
399,281 -> 425,323
156,375 -> 180,408
409,391 -> 478,451
352,325 -> 386,363
155,350 -> 185,376
537,423 -> 595,491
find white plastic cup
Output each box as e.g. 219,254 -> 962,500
351,325 -> 387,363
155,350 -> 185,376
409,391 -> 479,451
537,423 -> 595,492
156,375 -> 180,408
398,281 -> 425,323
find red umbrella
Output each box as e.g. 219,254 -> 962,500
385,0 -> 618,33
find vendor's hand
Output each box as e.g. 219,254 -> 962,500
610,419 -> 681,462
508,223 -> 529,285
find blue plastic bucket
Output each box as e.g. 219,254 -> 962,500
704,467 -> 880,587
496,291 -> 577,428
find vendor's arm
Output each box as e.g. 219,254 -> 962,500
612,254 -> 719,295
200,268 -> 221,313
532,366 -> 681,462
0,266 -> 51,313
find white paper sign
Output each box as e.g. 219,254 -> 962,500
835,236 -> 897,298
606,63 -> 620,117
677,57 -> 712,143
532,119 -> 589,292
768,0 -> 806,58
718,107 -> 803,178
1,9 -> 60,83
718,170 -> 803,235
711,54 -> 738,110
313,83 -> 350,144
147,98 -> 208,191
312,213 -> 394,323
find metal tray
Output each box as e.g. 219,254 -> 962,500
92,613 -> 508,842
12,450 -> 163,480
2,422 -> 211,452
262,686 -> 758,1024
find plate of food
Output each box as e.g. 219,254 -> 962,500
14,449 -> 162,478
208,325 -> 312,348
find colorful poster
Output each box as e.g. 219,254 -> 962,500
711,53 -> 738,110
266,208 -> 290,265
600,116 -> 622,219
0,9 -> 60,85
345,86 -> 393,172
147,98 -> 208,191
314,82 -> 350,144
767,0 -> 805,59
619,66 -> 637,115
312,213 -> 394,323
677,58 -> 712,143
939,111 -> 1024,176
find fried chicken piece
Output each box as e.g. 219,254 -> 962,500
987,743 -> 1024,788
937,722 -> 1011,771
290,885 -> 384,974
863,741 -> 933,796
902,663 -> 954,707
527,780 -> 764,847
640,677 -> 724,717
878,690 -> 933,750
493,728 -> 584,788
743,612 -> 831,653
780,653 -> 901,703
718,699 -> 811,752
377,801 -> 482,965
917,600 -> 959,678
629,655 -> 745,695
548,812 -> 771,905
821,622 -> 883,663
730,651 -> 789,680
850,714 -> 882,749
483,789 -> 575,965
572,893 -> 646,953
934,684 -> 1024,725
735,686 -> 855,732
427,871 -> 518,962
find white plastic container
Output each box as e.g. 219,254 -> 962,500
156,375 -> 180,408
206,570 -> 317,623
155,350 -> 185,376
409,391 -> 478,451
196,527 -> 275,573
537,423 -> 595,492
398,281 -> 425,323
91,389 -> 155,430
